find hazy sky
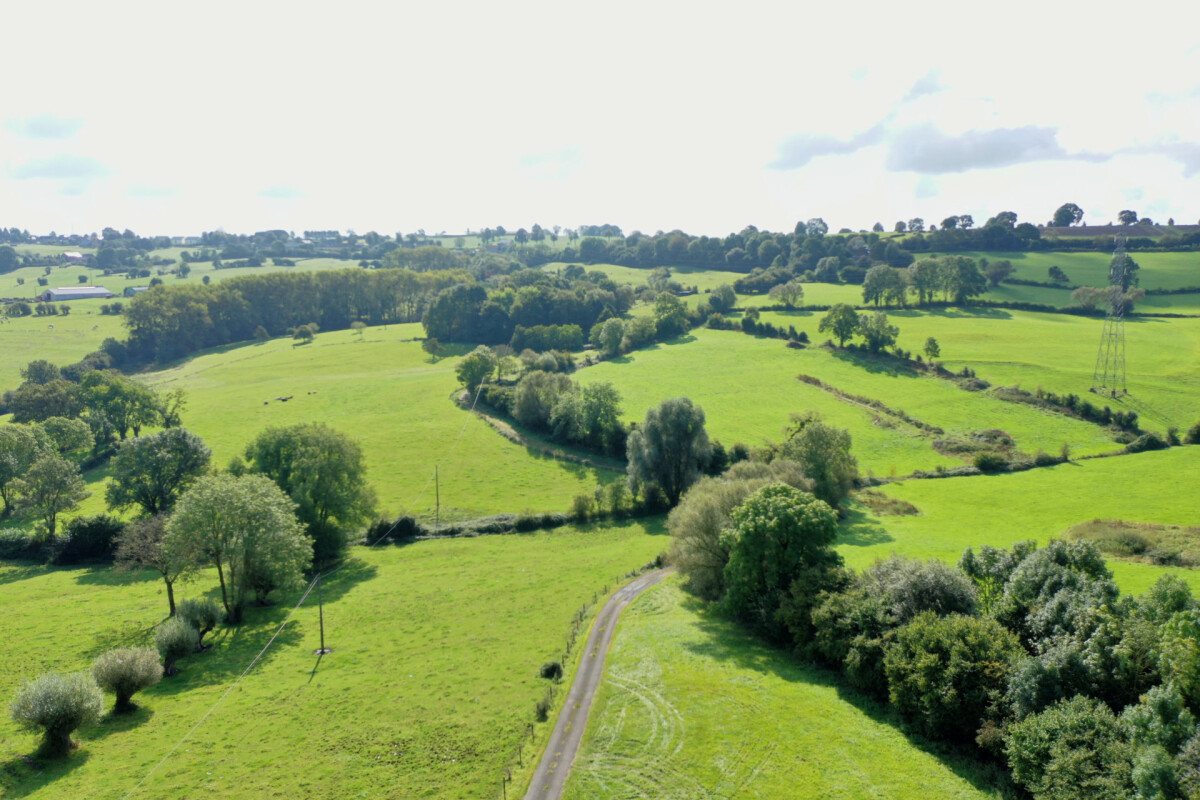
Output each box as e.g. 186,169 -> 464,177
3,0 -> 1198,237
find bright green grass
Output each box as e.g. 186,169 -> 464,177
561,577 -> 999,800
576,327 -> 1118,477
752,308 -> 1200,431
0,310 -> 125,391
140,323 -> 616,522
948,250 -> 1200,291
0,521 -> 666,799
841,446 -> 1200,594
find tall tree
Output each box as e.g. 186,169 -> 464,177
166,474 -> 311,623
626,397 -> 711,507
1119,210 -> 1139,226
106,428 -> 211,517
243,423 -> 376,566
818,304 -> 860,346
0,425 -> 48,517
857,311 -> 899,353
15,453 -> 90,537
781,412 -> 858,509
81,372 -> 160,440
1052,203 -> 1085,227
114,515 -> 193,616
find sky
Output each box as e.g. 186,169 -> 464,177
2,0 -> 1199,238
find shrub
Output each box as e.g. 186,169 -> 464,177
1006,695 -> 1133,799
155,616 -> 199,676
47,514 -> 125,565
884,613 -> 1023,742
91,648 -> 163,713
534,696 -> 551,722
1184,421 -> 1200,445
973,452 -> 1008,472
0,528 -> 42,561
9,672 -> 103,758
1127,432 -> 1169,454
539,661 -> 563,681
570,493 -> 594,521
177,597 -> 221,649
1033,450 -> 1059,467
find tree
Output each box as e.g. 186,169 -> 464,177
9,672 -> 103,758
872,222 -> 885,232
907,259 -> 940,306
591,318 -> 625,355
984,259 -> 1014,288
959,214 -> 974,229
1006,696 -> 1133,800
155,616 -> 199,676
653,293 -> 689,339
40,417 -> 92,458
14,453 -> 89,537
422,337 -> 443,360
938,256 -> 987,304
923,337 -> 940,360
1071,286 -> 1107,311
1048,265 -> 1069,284
21,359 -> 61,384
861,266 -> 906,307
106,428 -> 211,517
1119,209 -> 1139,226
907,217 -> 925,233
857,311 -> 899,353
894,221 -> 906,233
768,280 -> 804,308
165,474 -> 311,623
818,304 -> 860,346
455,345 -> 497,391
0,424 -> 48,517
0,245 -> 17,274
1053,202 -> 1085,227
177,597 -> 221,649
940,216 -> 959,230
805,218 -> 828,236
885,613 -> 1022,741
243,423 -> 377,567
513,371 -> 573,429
626,397 -> 711,507
80,372 -> 160,440
709,284 -> 737,313
721,483 -> 841,644
780,413 -> 858,509
115,515 -> 192,616
91,648 -> 162,713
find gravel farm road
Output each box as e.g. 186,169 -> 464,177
522,568 -> 673,800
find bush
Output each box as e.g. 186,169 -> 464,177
47,514 -> 125,565
1006,695 -> 1133,799
1127,432 -> 1169,454
177,597 -> 221,649
973,452 -> 1008,472
0,528 -> 42,561
91,648 -> 162,713
155,616 -> 199,676
1184,421 -> 1200,445
534,696 -> 551,722
1033,450 -> 1060,467
884,613 -> 1023,742
9,672 -> 103,758
539,661 -> 563,680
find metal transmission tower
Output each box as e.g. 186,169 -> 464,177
1091,237 -> 1130,397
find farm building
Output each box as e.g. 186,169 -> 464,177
124,286 -> 149,297
39,286 -> 115,301
63,251 -> 86,261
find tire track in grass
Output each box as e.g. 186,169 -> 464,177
523,568 -> 672,800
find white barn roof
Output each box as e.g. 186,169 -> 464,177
41,286 -> 115,301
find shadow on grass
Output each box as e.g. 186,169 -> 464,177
837,506 -> 895,549
75,566 -> 159,587
310,557 -> 378,605
0,749 -> 90,799
82,705 -> 155,740
678,593 -> 1016,798
0,563 -> 45,586
830,348 -> 922,377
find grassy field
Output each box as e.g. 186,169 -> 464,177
0,310 -> 125,392
947,250 -> 1200,291
139,323 -> 617,523
751,307 -> 1200,432
0,521 -> 666,799
577,326 -> 1120,477
840,445 -> 1200,594
561,577 -> 1001,800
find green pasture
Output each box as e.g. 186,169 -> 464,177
948,250 -> 1200,291
842,445 -> 1200,594
0,310 -> 125,392
141,323 -> 616,522
752,308 -> 1200,432
577,326 -> 1119,477
0,521 -> 666,799
562,577 -> 999,800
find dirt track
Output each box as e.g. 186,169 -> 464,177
522,568 -> 672,800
